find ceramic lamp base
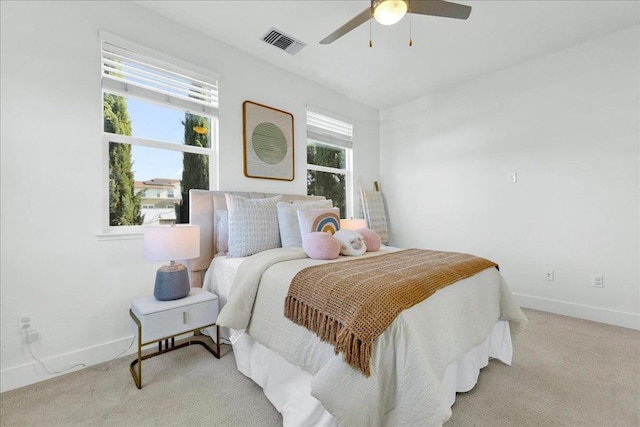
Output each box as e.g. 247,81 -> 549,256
154,263 -> 190,301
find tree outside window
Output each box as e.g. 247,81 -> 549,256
306,110 -> 353,219
307,142 -> 349,218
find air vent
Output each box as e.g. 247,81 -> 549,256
262,28 -> 306,56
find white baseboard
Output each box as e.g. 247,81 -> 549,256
514,293 -> 640,330
3,296 -> 638,392
0,335 -> 137,393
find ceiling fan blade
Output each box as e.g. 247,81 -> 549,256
410,0 -> 472,20
320,8 -> 372,44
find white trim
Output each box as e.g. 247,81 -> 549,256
96,230 -> 143,241
345,148 -> 354,219
307,164 -> 346,175
210,118 -> 220,191
514,293 -> 640,330
0,336 -> 136,393
104,133 -> 213,156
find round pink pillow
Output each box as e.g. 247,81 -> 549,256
356,228 -> 381,252
303,232 -> 341,260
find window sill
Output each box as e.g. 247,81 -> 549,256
96,230 -> 143,241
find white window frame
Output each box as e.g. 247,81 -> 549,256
306,108 -> 354,218
99,33 -> 219,238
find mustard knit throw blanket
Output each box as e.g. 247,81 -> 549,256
284,249 -> 498,376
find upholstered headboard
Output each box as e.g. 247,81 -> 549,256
188,190 -> 325,287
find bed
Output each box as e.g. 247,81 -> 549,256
188,190 -> 527,426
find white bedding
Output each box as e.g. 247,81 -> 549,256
202,254 -> 244,312
204,247 -> 527,426
232,319 -> 513,427
201,255 -> 244,343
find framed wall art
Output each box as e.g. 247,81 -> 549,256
243,100 -> 294,181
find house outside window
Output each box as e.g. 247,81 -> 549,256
306,108 -> 353,219
101,34 -> 218,231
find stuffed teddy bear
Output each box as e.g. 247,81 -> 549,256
333,229 -> 366,256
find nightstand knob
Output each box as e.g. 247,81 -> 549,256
183,312 -> 187,324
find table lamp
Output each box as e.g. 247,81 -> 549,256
143,224 -> 200,301
340,218 -> 368,230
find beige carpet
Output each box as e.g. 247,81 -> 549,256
1,308 -> 639,426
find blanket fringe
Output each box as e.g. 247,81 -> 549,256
284,296 -> 372,377
284,249 -> 497,378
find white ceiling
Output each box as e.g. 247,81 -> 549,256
136,1 -> 640,110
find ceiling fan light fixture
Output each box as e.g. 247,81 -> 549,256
373,0 -> 408,26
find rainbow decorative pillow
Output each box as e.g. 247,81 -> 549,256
297,207 -> 340,241
277,200 -> 333,247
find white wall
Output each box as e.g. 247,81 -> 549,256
0,1 -> 379,391
380,26 -> 640,329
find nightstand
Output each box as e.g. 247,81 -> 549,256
129,288 -> 220,389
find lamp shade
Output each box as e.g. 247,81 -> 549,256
340,218 -> 368,231
143,224 -> 200,262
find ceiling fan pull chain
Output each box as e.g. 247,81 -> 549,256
319,0 -> 470,45
369,8 -> 373,47
409,0 -> 413,46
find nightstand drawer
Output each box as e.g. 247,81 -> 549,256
131,288 -> 219,344
139,299 -> 217,343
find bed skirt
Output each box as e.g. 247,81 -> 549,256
230,319 -> 512,427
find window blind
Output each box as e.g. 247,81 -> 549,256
101,41 -> 218,116
306,109 -> 353,149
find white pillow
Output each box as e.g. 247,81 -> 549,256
215,209 -> 229,255
225,193 -> 281,257
277,200 -> 333,247
297,207 -> 341,241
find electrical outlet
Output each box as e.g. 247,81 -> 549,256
25,331 -> 40,344
544,270 -> 554,281
592,274 -> 604,288
17,314 -> 33,334
508,172 -> 517,183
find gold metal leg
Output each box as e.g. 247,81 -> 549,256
129,310 -> 142,389
128,310 -> 220,389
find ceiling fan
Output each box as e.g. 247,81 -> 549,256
319,0 -> 472,45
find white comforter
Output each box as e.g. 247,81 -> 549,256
209,247 -> 527,426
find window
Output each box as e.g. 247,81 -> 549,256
101,34 -> 218,231
306,109 -> 353,219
